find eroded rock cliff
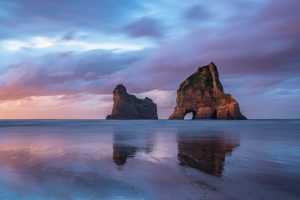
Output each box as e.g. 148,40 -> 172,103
169,62 -> 246,120
106,84 -> 158,119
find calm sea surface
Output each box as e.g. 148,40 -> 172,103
0,120 -> 299,200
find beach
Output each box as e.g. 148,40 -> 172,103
0,120 -> 299,200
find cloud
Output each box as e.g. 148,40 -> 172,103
124,17 -> 166,39
0,0 -> 151,39
2,37 -> 55,51
0,49 -> 151,100
61,31 -> 77,41
1,36 -> 149,52
184,5 -> 211,20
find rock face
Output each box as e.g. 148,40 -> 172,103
169,62 -> 246,120
106,84 -> 158,119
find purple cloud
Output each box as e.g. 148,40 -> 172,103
184,5 -> 211,20
124,17 -> 166,39
0,49 -> 149,100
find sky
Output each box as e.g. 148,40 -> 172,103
0,0 -> 299,119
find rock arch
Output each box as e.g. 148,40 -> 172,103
183,109 -> 196,120
169,62 -> 246,120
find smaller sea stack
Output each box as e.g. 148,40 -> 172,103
106,84 -> 158,119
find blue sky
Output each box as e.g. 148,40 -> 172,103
0,0 -> 299,119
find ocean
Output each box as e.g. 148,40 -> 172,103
0,120 -> 299,200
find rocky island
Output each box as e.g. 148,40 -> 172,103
169,62 -> 246,120
106,84 -> 158,119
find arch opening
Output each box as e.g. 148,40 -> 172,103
184,110 -> 196,120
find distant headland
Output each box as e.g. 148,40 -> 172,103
106,62 -> 246,120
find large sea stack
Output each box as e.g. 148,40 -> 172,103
106,84 -> 158,119
169,62 -> 246,120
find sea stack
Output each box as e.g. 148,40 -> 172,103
169,62 -> 246,120
106,84 -> 158,119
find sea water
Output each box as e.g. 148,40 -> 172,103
0,120 -> 299,200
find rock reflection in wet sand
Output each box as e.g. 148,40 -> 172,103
177,133 -> 239,176
112,132 -> 153,166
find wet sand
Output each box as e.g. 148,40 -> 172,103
0,120 -> 299,199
